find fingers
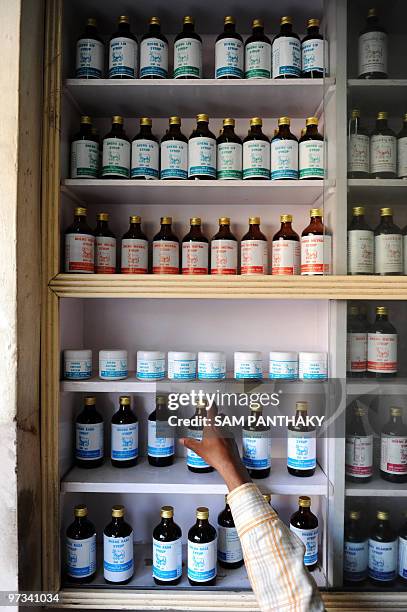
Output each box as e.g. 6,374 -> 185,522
179,436 -> 202,454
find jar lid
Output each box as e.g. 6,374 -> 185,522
235,351 -> 262,359
198,351 -> 226,360
168,351 -> 196,359
310,208 -> 323,217
299,351 -> 327,360
137,350 -> 165,359
390,407 -> 402,417
99,349 -> 128,359
64,349 -> 92,358
376,306 -> 388,315
149,17 -> 160,25
269,351 -> 297,359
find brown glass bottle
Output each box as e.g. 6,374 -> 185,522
108,16 -> 138,79
148,395 -> 175,467
186,401 -> 214,473
262,493 -> 278,514
344,510 -> 368,584
64,207 -> 95,274
347,305 -> 368,377
153,506 -> 182,585
174,16 -> 202,79
348,110 -> 370,178
380,407 -> 407,483
111,396 -> 138,468
241,217 -> 268,275
348,206 -> 374,275
244,19 -> 271,79
75,18 -> 104,79
289,496 -> 318,571
75,396 -> 104,469
368,511 -> 397,585
181,217 -> 209,275
188,507 -> 217,586
102,116 -> 131,179
121,216 -> 148,274
188,114 -> 217,180
217,118 -> 242,180
345,405 -> 373,483
371,112 -> 396,178
152,217 -> 180,274
301,208 -> 331,275
215,16 -> 244,79
270,117 -> 298,180
65,505 -> 97,583
367,306 -> 398,378
94,212 -> 116,274
272,16 -> 301,79
299,117 -> 324,180
160,117 -> 188,180
103,505 -> 134,584
140,17 -> 168,79
70,116 -> 100,179
302,18 -> 324,78
358,9 -> 388,79
217,495 -> 244,569
243,118 -> 270,180
131,118 -> 159,180
242,406 -> 271,479
272,214 -> 300,275
211,217 -> 237,275
374,208 -> 403,275
287,401 -> 316,477
397,113 -> 407,178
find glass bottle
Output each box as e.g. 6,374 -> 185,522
153,506 -> 182,585
217,495 -> 244,569
65,504 -> 97,583
380,407 -> 407,483
174,16 -> 202,79
71,116 -> 99,179
300,208 -> 331,275
368,510 -> 397,585
348,110 -> 370,178
370,112 -> 396,178
299,117 -> 324,179
217,118 -> 243,180
215,16 -> 244,79
102,116 -> 131,179
111,396 -> 138,468
358,8 -> 388,79
272,16 -> 301,79
182,217 -> 209,275
348,206 -> 374,275
186,400 -> 214,473
211,217 -> 237,275
344,510 -> 368,584
241,217 -> 268,275
108,16 -> 138,79
103,505 -> 134,584
131,117 -> 159,180
368,306 -> 398,377
187,507 -> 217,586
75,396 -> 104,469
272,214 -> 300,275
94,212 -> 116,274
345,405 -> 373,482
148,395 -> 175,467
398,512 -> 407,583
270,116 -> 298,180
397,113 -> 407,178
289,496 -> 318,571
287,401 -> 316,477
302,18 -> 324,78
75,18 -> 104,79
244,19 -> 271,79
374,208 -> 403,275
121,215 -> 148,274
242,405 -> 271,479
160,117 -> 188,180
140,17 -> 168,79
152,216 -> 180,274
347,306 -> 368,377
243,118 -> 270,180
188,114 -> 217,179
65,207 -> 95,274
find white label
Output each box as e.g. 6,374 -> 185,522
121,238 -> 148,273
271,139 -> 298,179
65,233 -> 95,274
66,535 -> 97,578
347,332 -> 368,372
358,31 -> 387,76
399,537 -> 407,579
375,234 -> 403,274
148,420 -> 174,458
140,38 -> 168,78
368,332 -> 397,373
370,135 -> 396,174
76,38 -> 104,78
272,240 -> 300,275
398,136 -> 407,178
287,431 -> 316,470
290,525 -> 318,566
302,39 -> 324,74
96,236 -> 116,273
345,435 -> 373,478
215,38 -> 244,78
188,137 -> 216,178
299,355 -> 327,380
217,142 -> 242,179
152,240 -> 179,274
71,140 -> 99,178
348,230 -> 374,274
182,241 -> 209,274
242,431 -> 271,470
235,357 -> 263,379
169,358 -> 196,381
186,429 -> 210,467
380,435 -> 407,475
102,138 -> 130,178
348,134 -> 370,174
153,537 -> 182,581
272,37 -> 301,78
269,357 -> 298,379
111,422 -> 138,461
109,37 -> 137,78
245,41 -> 271,79
131,139 -> 159,179
103,532 -> 134,582
241,240 -> 268,275
76,422 -> 104,461
301,235 -> 331,275
65,358 -> 92,379
211,239 -> 237,274
188,539 -> 217,582
198,357 -> 226,380
368,539 -> 397,581
137,357 -> 165,380
100,358 -> 128,379
243,140 -> 270,179
160,140 -> 188,179
299,140 -> 324,179
344,540 -> 368,582
174,38 -> 202,78
217,526 -> 243,563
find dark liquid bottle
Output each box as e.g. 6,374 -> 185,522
287,401 -> 316,477
397,113 -> 407,178
103,505 -> 134,585
374,208 -> 403,275
148,395 -> 175,467
244,19 -> 271,79
262,493 -> 278,514
75,18 -> 104,79
370,112 -> 396,178
182,217 -> 209,275
358,8 -> 387,79
347,305 -> 368,377
348,109 -> 370,178
111,396 -> 138,468
211,216 -> 238,275
272,16 -> 301,79
75,396 -> 104,468
398,513 -> 407,582
70,115 -> 99,179
188,114 -> 217,180
302,18 -> 324,78
188,507 -> 217,586
348,206 -> 374,275
301,208 -> 331,275
152,216 -> 180,274
140,17 -> 168,79
243,117 -> 270,180
217,495 -> 244,569
345,404 -> 373,483
380,407 -> 407,483
368,510 -> 397,585
121,215 -> 148,274
102,115 -> 131,179
289,496 -> 318,571
367,306 -> 398,378
186,402 -> 214,473
64,207 -> 95,274
131,117 -> 159,180
299,117 -> 324,180
215,16 -> 243,79
94,212 -> 116,274
344,510 -> 368,585
174,16 -> 202,79
272,214 -> 300,275
241,216 -> 268,275
270,116 -> 298,180
153,506 -> 182,585
108,15 -> 138,79
216,118 -> 242,180
65,505 -> 97,583
160,117 -> 188,180
242,407 -> 271,479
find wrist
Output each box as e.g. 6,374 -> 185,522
220,463 -> 251,492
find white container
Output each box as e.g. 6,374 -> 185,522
234,351 -> 263,380
298,352 -> 328,380
198,351 -> 226,380
168,351 -> 196,381
64,349 -> 92,380
99,350 -> 128,380
269,351 -> 298,380
136,351 -> 165,380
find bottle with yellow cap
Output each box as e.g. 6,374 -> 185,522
241,217 -> 268,274
380,407 -> 407,482
368,510 -> 397,584
242,402 -> 271,479
346,305 -> 368,377
108,16 -> 138,79
348,110 -> 370,178
272,16 -> 301,79
148,395 -> 175,467
397,114 -> 407,178
215,16 -> 243,79
160,117 -> 188,180
374,208 -> 402,275
174,16 -> 202,79
103,505 -> 134,584
64,207 -> 95,273
299,117 -> 324,179
398,512 -> 407,582
188,115 -> 217,179
347,206 -> 374,274
131,118 -> 159,180
152,217 -> 180,274
358,8 -> 388,79
370,112 -> 396,178
121,216 -> 148,273
140,17 -> 168,78
71,116 -> 100,179
302,19 -> 325,78
211,217 -> 238,275
186,400 -> 214,473
153,506 -> 182,585
367,305 -> 398,377
94,212 -> 117,273
217,495 -> 243,569
181,218 -> 209,274
300,209 -> 331,275
65,505 -> 97,583
287,401 -> 316,477
75,18 -> 104,78
271,117 -> 299,180
216,118 -> 243,180
344,509 -> 368,584
272,214 -> 300,275
345,404 -> 373,482
243,118 -> 270,180
188,507 -> 217,585
102,116 -> 131,178
75,396 -> 104,469
289,496 -> 318,571
111,396 -> 138,468
244,19 -> 271,79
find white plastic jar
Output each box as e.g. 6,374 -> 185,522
234,351 -> 263,379
168,351 -> 196,380
198,351 -> 226,380
136,351 -> 165,380
64,349 -> 92,380
269,351 -> 298,380
99,350 -> 128,380
299,351 -> 328,380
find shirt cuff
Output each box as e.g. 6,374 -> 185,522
227,482 -> 278,535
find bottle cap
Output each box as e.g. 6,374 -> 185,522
224,16 -> 235,25
250,117 -> 262,126
161,216 -> 172,225
249,216 -> 260,224
278,117 -> 290,126
349,510 -> 360,520
354,405 -> 366,416
84,396 -> 96,406
280,214 -> 292,223
352,206 -> 365,216
161,505 -> 174,518
112,115 -> 124,125
376,306 -> 388,315
390,407 -> 402,417
196,113 -> 209,123
183,16 -> 194,24
74,504 -> 88,517
74,207 -> 87,217
156,395 -> 167,406
306,116 -> 319,126
307,18 -> 320,28
380,207 -> 392,216
97,212 -> 109,221
262,493 -> 271,503
130,215 -> 141,223
310,208 -> 323,217
223,118 -> 235,127
119,396 -> 131,406
281,16 -> 292,25
141,117 -> 152,126
169,116 -> 181,125
196,507 -> 209,520
112,505 -> 125,518
377,111 -> 388,120
80,116 -> 92,125
349,305 -> 359,316
351,109 -> 360,119
219,217 -> 230,225
149,16 -> 160,25
252,19 -> 263,28
296,401 -> 308,412
299,496 -> 311,508
377,510 -> 389,521
368,8 -> 378,18
190,217 -> 201,225
87,18 -> 97,27
118,16 -> 130,24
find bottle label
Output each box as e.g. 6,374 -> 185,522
302,39 -> 324,74
153,537 -> 182,581
102,138 -> 130,178
272,37 -> 301,77
182,241 -> 209,274
76,38 -> 104,78
186,429 -> 210,468
358,31 -> 387,76
272,240 -> 300,275
188,539 -> 217,582
168,358 -> 196,380
137,357 -> 165,380
243,141 -> 270,179
300,235 -> 331,275
174,38 -> 202,78
217,526 -> 243,563
215,38 -> 244,78
140,38 -> 168,78
109,37 -> 138,78
242,431 -> 271,470
344,540 -> 368,582
399,536 -> 407,578
65,357 -> 92,379
217,142 -> 242,179
160,140 -> 188,179
71,140 -> 99,178
96,236 -> 116,273
131,139 -> 159,179
368,539 -> 397,581
299,140 -> 324,179
345,435 -> 373,477
290,525 -> 318,566
287,431 -> 316,470
381,434 -> 407,475
347,332 -> 368,372
66,535 -> 97,578
368,332 -> 397,373
211,239 -> 238,274
147,420 -> 174,457
100,358 -> 128,379
398,136 -> 407,178
271,139 -> 298,179
348,134 -> 370,174
375,234 -> 403,274
76,422 -> 104,460
111,422 -> 138,461
371,135 -> 396,174
121,238 -> 148,274
245,41 -> 271,79
235,358 -> 263,379
65,233 -> 95,273
103,533 -> 134,582
241,240 -> 268,274
198,358 -> 226,380
269,357 -> 298,379
152,240 -> 179,274
188,137 -> 216,178
348,230 -> 374,274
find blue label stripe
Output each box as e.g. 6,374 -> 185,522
216,67 -> 243,78
188,568 -> 216,581
104,560 -> 133,573
287,457 -> 316,469
112,449 -> 138,460
161,169 -> 188,179
153,566 -> 181,580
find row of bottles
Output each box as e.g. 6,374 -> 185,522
357,9 -> 388,79
76,16 -> 325,81
71,115 -> 324,181
65,210 -> 331,276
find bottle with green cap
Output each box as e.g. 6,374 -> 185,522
131,118 -> 159,180
148,395 -> 175,467
108,16 -> 138,79
345,404 -> 373,481
140,17 -> 168,78
370,112 -> 396,178
182,217 -> 209,274
188,114 -> 217,179
153,506 -> 182,585
188,507 -> 217,585
272,16 -> 301,79
271,117 -> 298,180
380,407 -> 407,482
94,212 -> 116,273
71,116 -> 100,179
397,114 -> 407,178
344,509 -> 368,584
368,306 -> 398,377
289,496 -> 318,571
211,217 -> 238,275
65,207 -> 95,274
121,216 -> 148,274
160,117 -> 188,180
398,512 -> 407,582
299,117 -> 324,179
358,8 -> 388,79
347,206 -> 374,275
75,18 -> 104,78
374,208 -> 402,275
245,19 -> 271,79
348,110 -> 370,178
368,510 -> 397,584
75,396 -> 104,468
272,214 -> 300,275
243,118 -> 270,180
346,306 -> 368,377
217,495 -> 243,569
111,396 -> 138,468
287,401 -> 316,477
103,505 -> 134,584
216,118 -> 242,180
215,16 -> 243,79
102,116 -> 131,179
242,403 -> 271,479
65,505 -> 97,582
174,16 -> 202,78
302,18 -> 325,78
